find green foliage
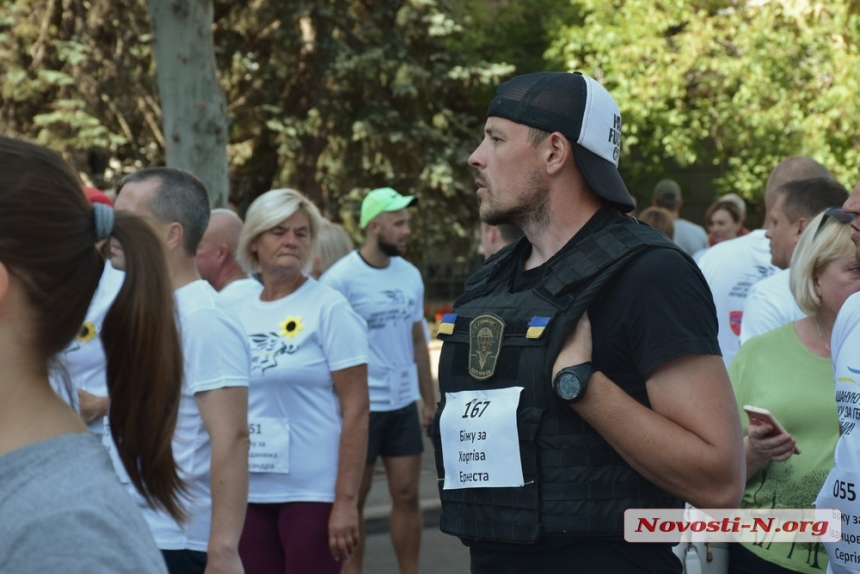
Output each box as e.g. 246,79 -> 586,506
0,0 -> 155,180
548,0 -> 860,206
212,0 -> 513,266
6,0 -> 860,269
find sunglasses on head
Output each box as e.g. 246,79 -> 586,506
814,207 -> 855,239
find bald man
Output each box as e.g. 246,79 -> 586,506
196,208 -> 262,307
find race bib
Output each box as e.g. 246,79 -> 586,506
389,364 -> 418,406
102,417 -> 131,484
249,417 -> 290,474
817,467 -> 860,572
439,387 -> 524,489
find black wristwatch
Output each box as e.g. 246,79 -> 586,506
552,362 -> 594,404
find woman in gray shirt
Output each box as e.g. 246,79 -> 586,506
0,136 -> 186,573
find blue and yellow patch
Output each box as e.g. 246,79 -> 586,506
525,316 -> 551,339
437,313 -> 457,336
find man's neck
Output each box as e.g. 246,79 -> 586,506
215,264 -> 250,292
522,194 -> 602,270
359,242 -> 391,269
168,254 -> 202,291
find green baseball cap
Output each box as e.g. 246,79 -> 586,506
360,187 -> 417,228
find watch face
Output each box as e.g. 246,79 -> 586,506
558,372 -> 582,400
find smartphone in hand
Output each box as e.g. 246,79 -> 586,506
743,405 -> 801,455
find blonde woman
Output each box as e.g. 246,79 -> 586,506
729,208 -> 860,573
234,189 -> 369,573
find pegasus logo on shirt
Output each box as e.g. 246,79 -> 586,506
366,289 -> 415,330
248,332 -> 298,374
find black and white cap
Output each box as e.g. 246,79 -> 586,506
487,72 -> 635,212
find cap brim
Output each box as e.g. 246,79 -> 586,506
391,196 -> 418,210
573,145 -> 635,213
360,196 -> 419,228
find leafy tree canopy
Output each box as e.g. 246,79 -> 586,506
548,0 -> 860,208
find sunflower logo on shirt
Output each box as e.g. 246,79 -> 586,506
76,321 -> 97,344
279,315 -> 304,339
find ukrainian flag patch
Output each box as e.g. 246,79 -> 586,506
437,313 -> 457,336
525,316 -> 550,339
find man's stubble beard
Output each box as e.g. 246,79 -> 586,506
378,236 -> 404,258
480,169 -> 550,237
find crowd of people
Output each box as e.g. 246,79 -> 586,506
3,69 -> 860,574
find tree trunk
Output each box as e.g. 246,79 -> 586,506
146,0 -> 229,207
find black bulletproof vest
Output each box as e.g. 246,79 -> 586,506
432,220 -> 685,543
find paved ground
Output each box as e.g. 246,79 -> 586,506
362,526 -> 470,573
358,340 -> 475,572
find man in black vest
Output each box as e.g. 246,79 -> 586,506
432,72 -> 744,573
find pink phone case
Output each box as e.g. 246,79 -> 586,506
743,405 -> 801,455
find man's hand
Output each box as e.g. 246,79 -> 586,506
77,389 -> 109,423
328,499 -> 360,562
421,402 -> 435,436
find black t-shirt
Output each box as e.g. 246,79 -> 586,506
473,208 -> 720,573
513,207 -> 719,397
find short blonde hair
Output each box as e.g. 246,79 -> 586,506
314,221 -> 354,276
238,188 -> 323,274
637,207 -> 675,238
790,210 -> 856,315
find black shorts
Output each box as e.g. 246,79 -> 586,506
161,549 -> 207,574
366,402 -> 424,464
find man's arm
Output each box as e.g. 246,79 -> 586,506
412,321 -> 436,435
195,386 -> 249,574
328,364 -> 369,561
553,313 -> 745,509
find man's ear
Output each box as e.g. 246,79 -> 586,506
544,132 -> 571,175
217,243 -> 229,262
795,216 -> 810,237
166,222 -> 184,251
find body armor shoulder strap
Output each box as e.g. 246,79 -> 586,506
460,219 -> 680,310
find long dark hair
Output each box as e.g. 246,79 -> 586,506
0,136 -> 186,521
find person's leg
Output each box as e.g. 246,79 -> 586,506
161,550 -> 208,574
238,503 -> 285,574
379,403 -> 425,574
342,463 -> 376,574
279,502 -> 342,574
383,454 -> 423,574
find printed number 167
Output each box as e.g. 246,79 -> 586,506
462,400 -> 490,419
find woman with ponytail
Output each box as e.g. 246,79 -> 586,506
0,136 -> 184,572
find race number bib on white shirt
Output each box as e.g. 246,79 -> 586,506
249,417 -> 290,474
440,387 -> 524,490
389,364 -> 418,407
816,468 -> 860,573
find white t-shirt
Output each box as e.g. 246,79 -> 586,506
673,218 -> 709,256
739,269 -> 805,344
136,280 -> 251,552
217,277 -> 262,309
828,292 -> 860,472
320,251 -> 424,411
815,293 -> 860,573
697,230 -> 778,367
52,264 -> 125,434
233,278 -> 367,503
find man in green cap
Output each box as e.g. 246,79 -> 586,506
321,187 -> 434,574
